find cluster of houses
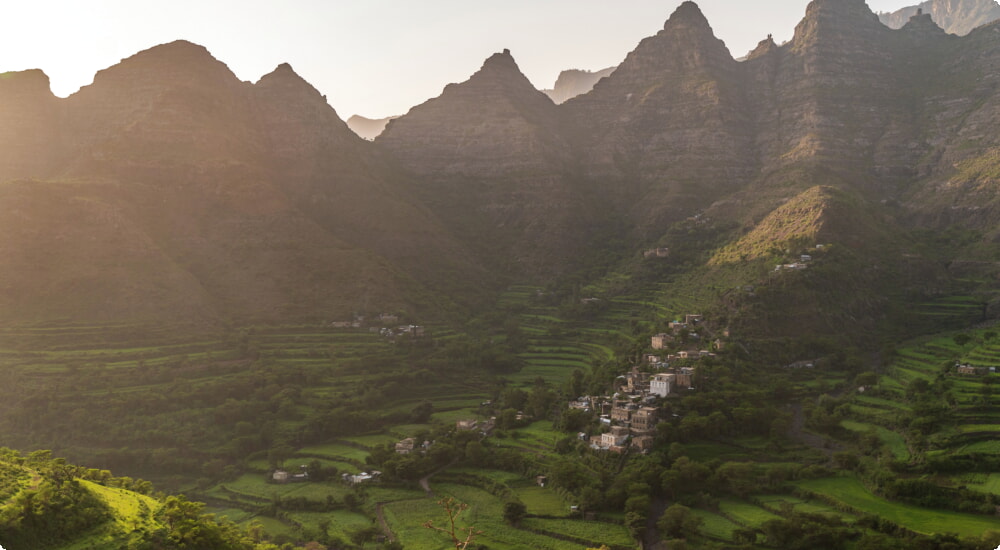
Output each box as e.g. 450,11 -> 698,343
775,246 -> 827,273
271,464 -> 382,487
649,314 -> 723,359
567,371 -> 694,454
375,324 -> 425,340
394,437 -> 432,455
271,466 -> 310,483
392,418 -> 497,458
342,471 -> 381,485
564,314 -> 725,454
328,313 -> 425,340
643,247 -> 670,259
955,362 -> 996,376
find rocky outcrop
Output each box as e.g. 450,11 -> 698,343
542,67 -> 615,104
879,0 -> 1000,35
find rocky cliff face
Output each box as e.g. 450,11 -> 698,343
879,0 -> 1000,35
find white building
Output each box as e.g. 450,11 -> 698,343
650,373 -> 676,398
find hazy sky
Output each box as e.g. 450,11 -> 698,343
2,1 -> 916,119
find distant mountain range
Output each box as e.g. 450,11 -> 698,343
6,0 -> 1000,342
346,114 -> 399,140
541,66 -> 616,104
878,0 -> 1000,35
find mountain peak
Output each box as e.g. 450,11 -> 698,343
84,39 -> 240,93
665,1 -> 711,30
792,0 -> 884,49
901,8 -> 947,34
258,62 -> 315,91
479,49 -> 520,74
746,34 -> 779,60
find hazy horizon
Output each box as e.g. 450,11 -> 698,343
3,0 -> 921,119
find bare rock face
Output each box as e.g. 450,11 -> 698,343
0,70 -> 61,182
879,0 -> 1000,35
542,66 -> 615,104
377,50 -> 600,276
746,0 -> 902,185
380,50 -> 569,178
563,1 -> 756,236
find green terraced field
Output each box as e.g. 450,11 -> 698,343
755,494 -> 855,521
796,476 -> 1000,537
717,499 -> 782,527
690,508 -> 740,541
521,517 -> 634,547
841,420 -> 910,460
297,443 -> 371,463
513,486 -> 573,516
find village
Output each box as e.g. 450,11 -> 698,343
569,313 -> 722,454
270,312 -> 724,486
328,312 -> 426,341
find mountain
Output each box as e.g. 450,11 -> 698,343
563,1 -> 756,237
7,0 -> 1000,340
542,66 -> 616,104
0,41 -> 486,328
879,0 -> 1000,35
374,0 -> 1000,340
377,49 -> 603,276
346,114 -> 399,140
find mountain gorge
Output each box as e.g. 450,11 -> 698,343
3,0 -> 1000,341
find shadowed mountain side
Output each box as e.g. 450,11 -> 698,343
377,50 -> 604,278
0,41 -> 490,328
251,62 -> 491,308
562,1 -> 756,239
0,70 -> 63,182
0,179 -> 415,325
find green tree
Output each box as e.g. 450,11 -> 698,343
657,504 -> 702,539
502,501 -> 526,525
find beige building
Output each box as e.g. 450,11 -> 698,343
630,407 -> 658,433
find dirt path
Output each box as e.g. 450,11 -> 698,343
375,502 -> 395,542
419,476 -> 433,497
787,401 -> 846,462
419,460 -> 459,497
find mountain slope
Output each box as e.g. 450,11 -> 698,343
378,50 -> 602,276
0,41 -> 487,328
563,1 -> 756,238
